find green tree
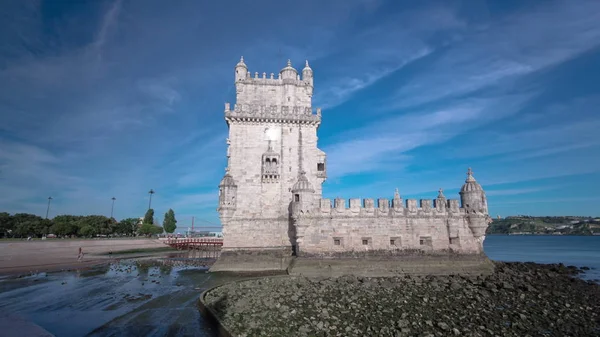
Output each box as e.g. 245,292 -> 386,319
79,225 -> 97,237
143,209 -> 154,225
138,222 -> 163,236
51,215 -> 82,237
162,209 -> 177,234
0,212 -> 14,238
12,213 -> 48,238
116,218 -> 139,236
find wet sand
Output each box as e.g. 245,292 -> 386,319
0,239 -> 166,275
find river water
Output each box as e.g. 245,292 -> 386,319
1,236 -> 599,336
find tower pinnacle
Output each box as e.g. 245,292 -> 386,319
466,167 -> 476,182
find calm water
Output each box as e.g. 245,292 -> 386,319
484,235 -> 600,281
1,236 -> 599,336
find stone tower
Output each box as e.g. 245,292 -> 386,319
211,58 -> 326,271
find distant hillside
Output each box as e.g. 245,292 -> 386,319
487,216 -> 600,236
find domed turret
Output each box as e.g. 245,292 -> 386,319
235,56 -> 248,82
302,60 -> 313,86
291,171 -> 315,217
280,59 -> 298,81
218,169 -> 238,219
459,168 -> 488,214
292,171 -> 315,193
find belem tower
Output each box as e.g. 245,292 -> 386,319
210,57 -> 493,274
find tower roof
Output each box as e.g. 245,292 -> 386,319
235,56 -> 247,69
437,188 -> 446,199
302,60 -> 312,72
219,170 -> 237,187
292,171 -> 314,193
280,59 -> 298,74
460,168 -> 483,193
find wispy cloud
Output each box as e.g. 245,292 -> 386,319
391,0 -> 600,109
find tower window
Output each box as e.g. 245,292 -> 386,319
317,163 -> 325,171
294,194 -> 300,202
333,238 -> 341,246
362,240 -> 368,245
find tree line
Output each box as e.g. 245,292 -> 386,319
0,208 -> 178,238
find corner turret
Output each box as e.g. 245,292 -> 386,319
291,171 -> 315,217
218,169 -> 238,221
302,60 -> 313,87
235,56 -> 248,82
280,59 -> 298,81
459,168 -> 488,214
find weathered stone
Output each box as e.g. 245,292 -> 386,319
213,58 -> 493,273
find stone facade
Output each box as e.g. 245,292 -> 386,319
211,57 -> 492,272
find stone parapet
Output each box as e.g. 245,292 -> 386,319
316,198 -> 465,217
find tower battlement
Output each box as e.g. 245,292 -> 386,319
314,196 -> 466,217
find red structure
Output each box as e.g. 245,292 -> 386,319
165,237 -> 223,250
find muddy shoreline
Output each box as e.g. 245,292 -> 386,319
204,262 -> 600,337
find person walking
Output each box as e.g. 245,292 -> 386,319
77,247 -> 84,262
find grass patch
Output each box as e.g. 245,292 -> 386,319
102,246 -> 178,255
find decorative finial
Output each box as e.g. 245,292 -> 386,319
305,60 -> 309,67
240,56 -> 244,62
394,188 -> 400,198
466,167 -> 476,182
225,167 -> 230,174
287,59 -> 292,67
438,188 -> 445,198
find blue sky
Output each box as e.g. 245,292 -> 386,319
1,0 -> 599,229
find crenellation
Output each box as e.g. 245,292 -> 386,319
349,199 -> 361,212
377,198 -> 389,212
406,199 -> 418,213
320,198 -> 331,212
214,57 -> 492,273
334,198 -> 345,211
420,199 -> 432,213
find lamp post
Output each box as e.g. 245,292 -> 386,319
45,196 -> 53,219
110,197 -> 116,219
148,189 -> 155,210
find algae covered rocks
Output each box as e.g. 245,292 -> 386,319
203,262 -> 600,337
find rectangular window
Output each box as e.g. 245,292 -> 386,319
390,239 -> 395,246
362,239 -> 368,245
317,163 -> 325,171
449,237 -> 459,245
294,194 -> 300,202
334,239 -> 341,246
390,237 -> 400,247
419,236 -> 432,247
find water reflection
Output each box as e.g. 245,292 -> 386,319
0,258 -> 234,337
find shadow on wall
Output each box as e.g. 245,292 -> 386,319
288,201 -> 297,256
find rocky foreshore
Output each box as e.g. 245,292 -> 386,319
203,262 -> 600,337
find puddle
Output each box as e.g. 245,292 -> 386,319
0,258 -> 247,336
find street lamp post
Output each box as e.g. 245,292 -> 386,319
110,197 -> 116,219
45,197 -> 53,219
148,189 -> 155,210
